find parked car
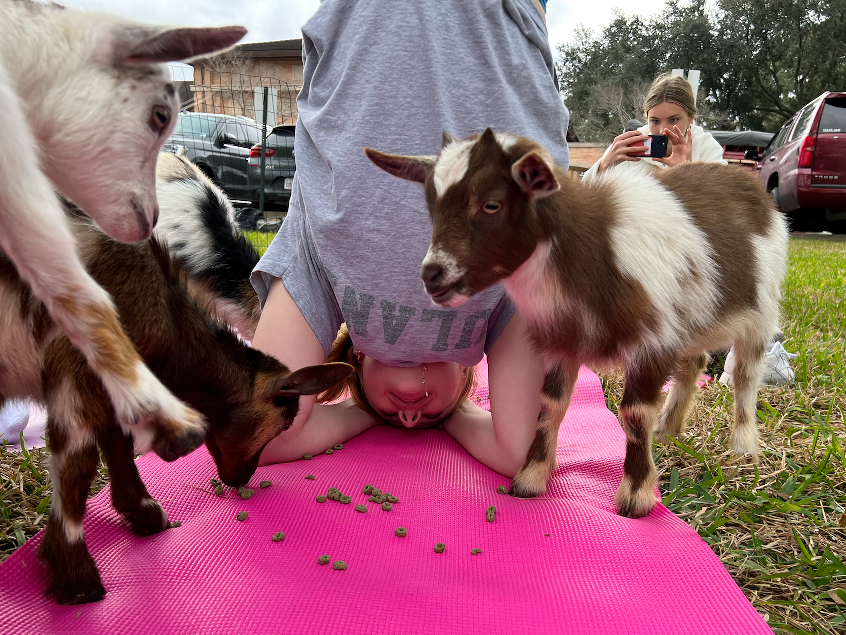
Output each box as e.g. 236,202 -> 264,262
247,124 -> 296,210
708,130 -> 774,171
751,92 -> 846,231
162,112 -> 272,205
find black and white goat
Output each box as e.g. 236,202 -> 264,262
0,0 -> 246,466
0,200 -> 351,604
366,129 -> 788,518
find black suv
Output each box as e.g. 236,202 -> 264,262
163,112 -> 272,205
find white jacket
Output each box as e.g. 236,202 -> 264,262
581,124 -> 727,182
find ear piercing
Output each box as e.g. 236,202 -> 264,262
423,365 -> 428,398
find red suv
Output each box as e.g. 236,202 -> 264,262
756,92 -> 846,231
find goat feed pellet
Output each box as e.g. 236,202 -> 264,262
355,504 -> 367,513
271,532 -> 285,542
471,548 -> 482,555
333,560 -> 347,570
487,506 -> 496,513
395,527 -> 407,537
324,448 -> 334,455
305,475 -> 316,480
333,443 -> 344,450
386,495 -> 398,504
371,489 -> 382,497
363,484 -> 373,495
381,502 -> 392,511
318,555 -> 331,565
486,511 -> 496,523
210,478 -> 221,487
238,488 -> 254,500
434,543 -> 445,553
303,454 -> 312,460
236,512 -> 248,521
496,486 -> 507,494
260,480 -> 272,489
214,485 -> 223,496
169,521 -> 182,528
340,495 -> 352,504
316,495 -> 327,503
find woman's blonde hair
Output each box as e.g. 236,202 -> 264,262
317,324 -> 477,422
643,73 -> 697,119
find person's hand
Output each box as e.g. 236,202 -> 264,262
597,130 -> 649,173
653,125 -> 692,166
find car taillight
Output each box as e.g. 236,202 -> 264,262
797,135 -> 815,168
249,145 -> 277,157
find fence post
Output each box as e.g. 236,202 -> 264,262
259,86 -> 269,214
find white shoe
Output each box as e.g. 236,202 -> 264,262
719,341 -> 797,387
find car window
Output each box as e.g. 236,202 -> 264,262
763,119 -> 793,158
790,104 -> 817,141
244,124 -> 269,146
224,121 -> 248,144
819,97 -> 846,133
174,114 -> 219,137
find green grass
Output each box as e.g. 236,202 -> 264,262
601,238 -> 846,635
243,230 -> 274,256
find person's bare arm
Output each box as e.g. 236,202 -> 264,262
442,311 -> 544,477
251,278 -> 378,465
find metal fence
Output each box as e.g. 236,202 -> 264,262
165,66 -> 302,232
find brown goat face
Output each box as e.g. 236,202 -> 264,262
204,362 -> 353,487
365,129 -> 560,307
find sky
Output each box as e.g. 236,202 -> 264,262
62,0 -> 665,53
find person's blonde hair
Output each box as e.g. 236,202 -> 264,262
317,324 -> 477,422
643,73 -> 697,119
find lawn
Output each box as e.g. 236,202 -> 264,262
1,237 -> 843,634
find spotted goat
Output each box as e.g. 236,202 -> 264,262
366,129 -> 788,518
0,198 -> 352,604
0,0 -> 247,467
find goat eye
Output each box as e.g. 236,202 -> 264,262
151,106 -> 170,131
482,200 -> 502,214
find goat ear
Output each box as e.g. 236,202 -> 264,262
511,152 -> 560,202
266,363 -> 354,399
117,26 -> 248,64
364,148 -> 435,185
441,131 -> 456,148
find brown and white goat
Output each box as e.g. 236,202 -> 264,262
0,0 -> 247,471
366,129 -> 788,518
0,208 -> 352,604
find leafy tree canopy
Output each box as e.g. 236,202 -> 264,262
556,0 -> 846,142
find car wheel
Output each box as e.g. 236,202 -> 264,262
769,185 -> 780,211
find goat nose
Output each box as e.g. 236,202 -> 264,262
398,409 -> 422,428
421,263 -> 443,284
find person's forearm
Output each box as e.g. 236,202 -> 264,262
258,399 -> 377,465
442,402 -> 527,477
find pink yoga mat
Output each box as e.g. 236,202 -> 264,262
0,365 -> 771,635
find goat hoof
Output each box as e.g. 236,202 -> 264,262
49,572 -> 106,605
615,477 -> 657,519
126,498 -> 169,536
152,427 -> 205,462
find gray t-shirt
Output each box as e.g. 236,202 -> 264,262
252,0 -> 569,367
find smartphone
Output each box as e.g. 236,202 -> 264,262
629,134 -> 670,159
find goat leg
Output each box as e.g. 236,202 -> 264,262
98,423 -> 169,536
510,359 -> 578,498
729,336 -> 767,456
38,438 -> 105,605
655,352 -> 709,442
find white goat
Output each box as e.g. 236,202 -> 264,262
366,129 -> 789,518
0,0 -> 245,455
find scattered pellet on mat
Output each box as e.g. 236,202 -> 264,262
340,495 -> 352,504
375,495 -> 386,504
238,488 -> 254,500
434,543 -> 445,553
367,495 -> 378,503
271,532 -> 285,542
210,478 -> 221,487
303,454 -> 312,460
496,486 -> 507,495
236,512 -> 248,521
386,495 -> 398,504
486,511 -> 495,523
371,489 -> 382,496
333,560 -> 347,570
316,495 -> 327,503
355,504 -> 367,513
363,484 -> 373,495
324,448 -> 334,455
333,443 -> 344,450
169,521 -> 182,528
214,485 -> 223,496
544,533 -> 550,537
395,527 -> 407,537
260,480 -> 272,489
487,506 -> 496,513
470,548 -> 481,555
381,502 -> 392,511
318,555 -> 331,565
305,475 -> 316,480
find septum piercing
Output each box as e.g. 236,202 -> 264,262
423,365 -> 428,398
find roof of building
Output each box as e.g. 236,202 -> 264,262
235,39 -> 303,60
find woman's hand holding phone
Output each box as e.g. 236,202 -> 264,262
653,125 -> 691,166
597,130 -> 649,173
